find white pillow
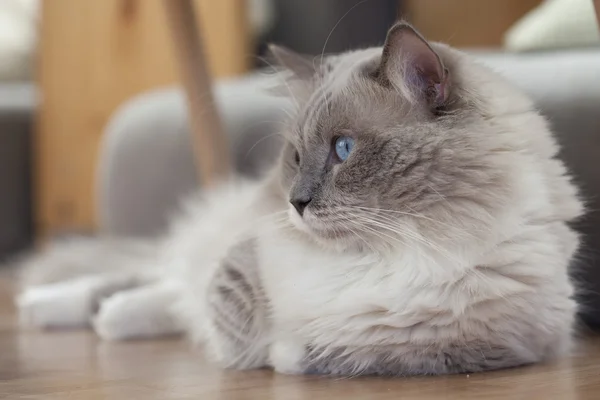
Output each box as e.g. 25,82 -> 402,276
0,0 -> 38,82
504,0 -> 600,51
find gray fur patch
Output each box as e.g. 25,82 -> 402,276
206,238 -> 270,369
303,341 -> 537,377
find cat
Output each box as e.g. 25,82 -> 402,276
16,22 -> 583,376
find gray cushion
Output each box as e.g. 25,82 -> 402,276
98,75 -> 288,237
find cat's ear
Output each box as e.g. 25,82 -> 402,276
267,44 -> 318,80
266,44 -> 319,98
375,22 -> 449,107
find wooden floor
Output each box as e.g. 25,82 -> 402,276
1,281 -> 600,399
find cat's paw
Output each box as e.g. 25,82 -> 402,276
93,292 -> 143,340
268,338 -> 306,375
17,281 -> 94,329
93,284 -> 182,341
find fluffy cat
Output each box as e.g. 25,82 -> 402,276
16,22 -> 583,376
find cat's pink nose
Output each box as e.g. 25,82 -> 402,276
290,196 -> 311,216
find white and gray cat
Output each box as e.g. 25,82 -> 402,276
16,22 -> 583,376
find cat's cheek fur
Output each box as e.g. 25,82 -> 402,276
257,188 -> 578,375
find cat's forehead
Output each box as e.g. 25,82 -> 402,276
318,48 -> 381,91
295,48 -> 398,140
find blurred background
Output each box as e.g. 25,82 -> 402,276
0,0 -> 599,317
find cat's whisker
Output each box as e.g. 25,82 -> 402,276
331,219 -> 389,251
258,220 -> 296,236
318,0 -> 373,116
244,131 -> 286,160
354,211 -> 460,248
256,221 -> 290,233
333,214 -> 380,253
341,212 -> 404,252
318,0 -> 372,67
270,106 -> 297,123
348,205 -> 485,240
256,210 -> 289,219
348,213 -> 464,267
402,204 -> 491,238
347,216 -> 438,263
365,209 -> 483,244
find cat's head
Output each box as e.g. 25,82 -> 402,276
268,22 -> 555,254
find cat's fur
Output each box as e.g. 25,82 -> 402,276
16,23 -> 582,376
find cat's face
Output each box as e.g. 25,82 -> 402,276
272,24 -> 515,251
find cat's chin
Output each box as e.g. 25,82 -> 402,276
287,207 -> 360,251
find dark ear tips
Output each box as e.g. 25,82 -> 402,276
267,44 -> 318,80
378,21 -> 450,107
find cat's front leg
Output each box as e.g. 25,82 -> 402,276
205,238 -> 270,369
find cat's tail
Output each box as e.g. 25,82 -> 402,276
16,236 -> 161,288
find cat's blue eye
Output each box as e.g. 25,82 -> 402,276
335,136 -> 355,161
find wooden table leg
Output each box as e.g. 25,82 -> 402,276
163,0 -> 231,185
595,0 -> 600,25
